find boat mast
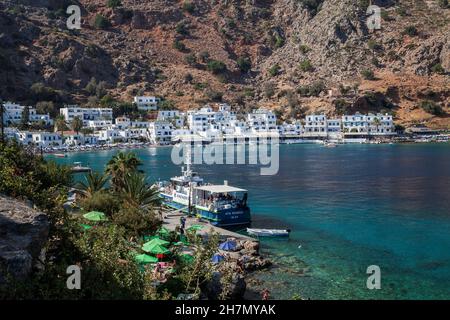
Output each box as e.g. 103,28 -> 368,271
185,145 -> 192,215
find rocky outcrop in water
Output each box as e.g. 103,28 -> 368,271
0,195 -> 49,284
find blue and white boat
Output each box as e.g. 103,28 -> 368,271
157,157 -> 251,227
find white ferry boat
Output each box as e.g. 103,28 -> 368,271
157,157 -> 251,227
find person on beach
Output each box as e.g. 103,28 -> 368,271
261,289 -> 270,300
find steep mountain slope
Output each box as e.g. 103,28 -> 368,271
0,0 -> 448,128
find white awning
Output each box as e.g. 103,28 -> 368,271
194,185 -> 247,194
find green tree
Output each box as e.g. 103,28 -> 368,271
237,56 -> 251,73
182,1 -> 195,13
371,117 -> 381,134
120,172 -> 161,209
20,106 -> 30,129
105,152 -> 143,190
207,60 -> 227,74
55,115 -> 67,137
361,69 -> 375,80
75,171 -> 109,200
107,0 -> 122,10
85,77 -> 98,95
94,14 -> 110,29
71,116 -> 83,134
36,101 -> 57,118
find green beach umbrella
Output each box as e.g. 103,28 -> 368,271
142,243 -> 171,255
187,224 -> 204,232
158,226 -> 170,236
83,211 -> 107,222
135,254 -> 158,264
142,238 -> 170,252
80,223 -> 93,231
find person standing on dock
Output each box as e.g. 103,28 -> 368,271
180,216 -> 186,229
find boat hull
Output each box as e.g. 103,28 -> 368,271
160,194 -> 251,227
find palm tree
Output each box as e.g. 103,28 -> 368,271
75,171 -> 109,199
372,117 -> 381,135
55,115 -> 67,137
120,172 -> 161,209
105,152 -> 142,190
72,116 -> 83,135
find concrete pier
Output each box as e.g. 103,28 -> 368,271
160,207 -> 257,242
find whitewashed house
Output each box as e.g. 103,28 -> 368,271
187,107 -> 217,133
148,121 -> 173,145
158,110 -> 184,127
366,113 -> 395,135
31,132 -> 62,148
133,96 -> 160,111
60,106 -> 113,125
97,129 -> 123,144
29,110 -> 53,126
303,115 -> 328,137
87,120 -> 113,130
2,102 -> 23,125
17,131 -> 34,145
1,102 -> 52,126
247,108 -> 277,133
64,132 -> 85,146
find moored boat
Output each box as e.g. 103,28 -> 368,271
247,228 -> 290,237
157,151 -> 251,227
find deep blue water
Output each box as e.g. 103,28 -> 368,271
49,143 -> 450,299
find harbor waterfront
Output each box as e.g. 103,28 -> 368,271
49,142 -> 450,299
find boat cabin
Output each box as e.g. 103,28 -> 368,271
193,184 -> 248,211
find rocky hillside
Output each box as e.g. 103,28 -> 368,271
0,0 -> 448,128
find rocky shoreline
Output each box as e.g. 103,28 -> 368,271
204,238 -> 272,300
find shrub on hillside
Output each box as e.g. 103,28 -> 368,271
268,64 -> 281,77
420,101 -> 444,116
403,25 -> 418,37
361,69 -> 375,80
207,60 -> 227,74
237,56 -> 251,73
94,14 -> 110,29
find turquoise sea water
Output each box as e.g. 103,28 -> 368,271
49,143 -> 450,300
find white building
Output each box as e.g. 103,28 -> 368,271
60,106 -> 113,125
133,96 -> 160,111
247,108 -> 277,133
30,132 -> 63,148
1,102 -> 52,126
29,109 -> 53,126
278,121 -> 303,136
97,129 -> 123,144
342,113 -> 394,135
86,120 -> 113,130
148,121 -> 173,145
64,132 -> 85,146
303,115 -> 328,137
2,102 -> 23,125
158,110 -> 184,127
187,107 -> 217,133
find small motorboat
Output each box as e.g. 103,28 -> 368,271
247,228 -> 291,237
324,142 -> 337,148
54,153 -> 67,158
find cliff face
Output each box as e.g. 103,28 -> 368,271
0,0 -> 448,128
0,195 -> 49,284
